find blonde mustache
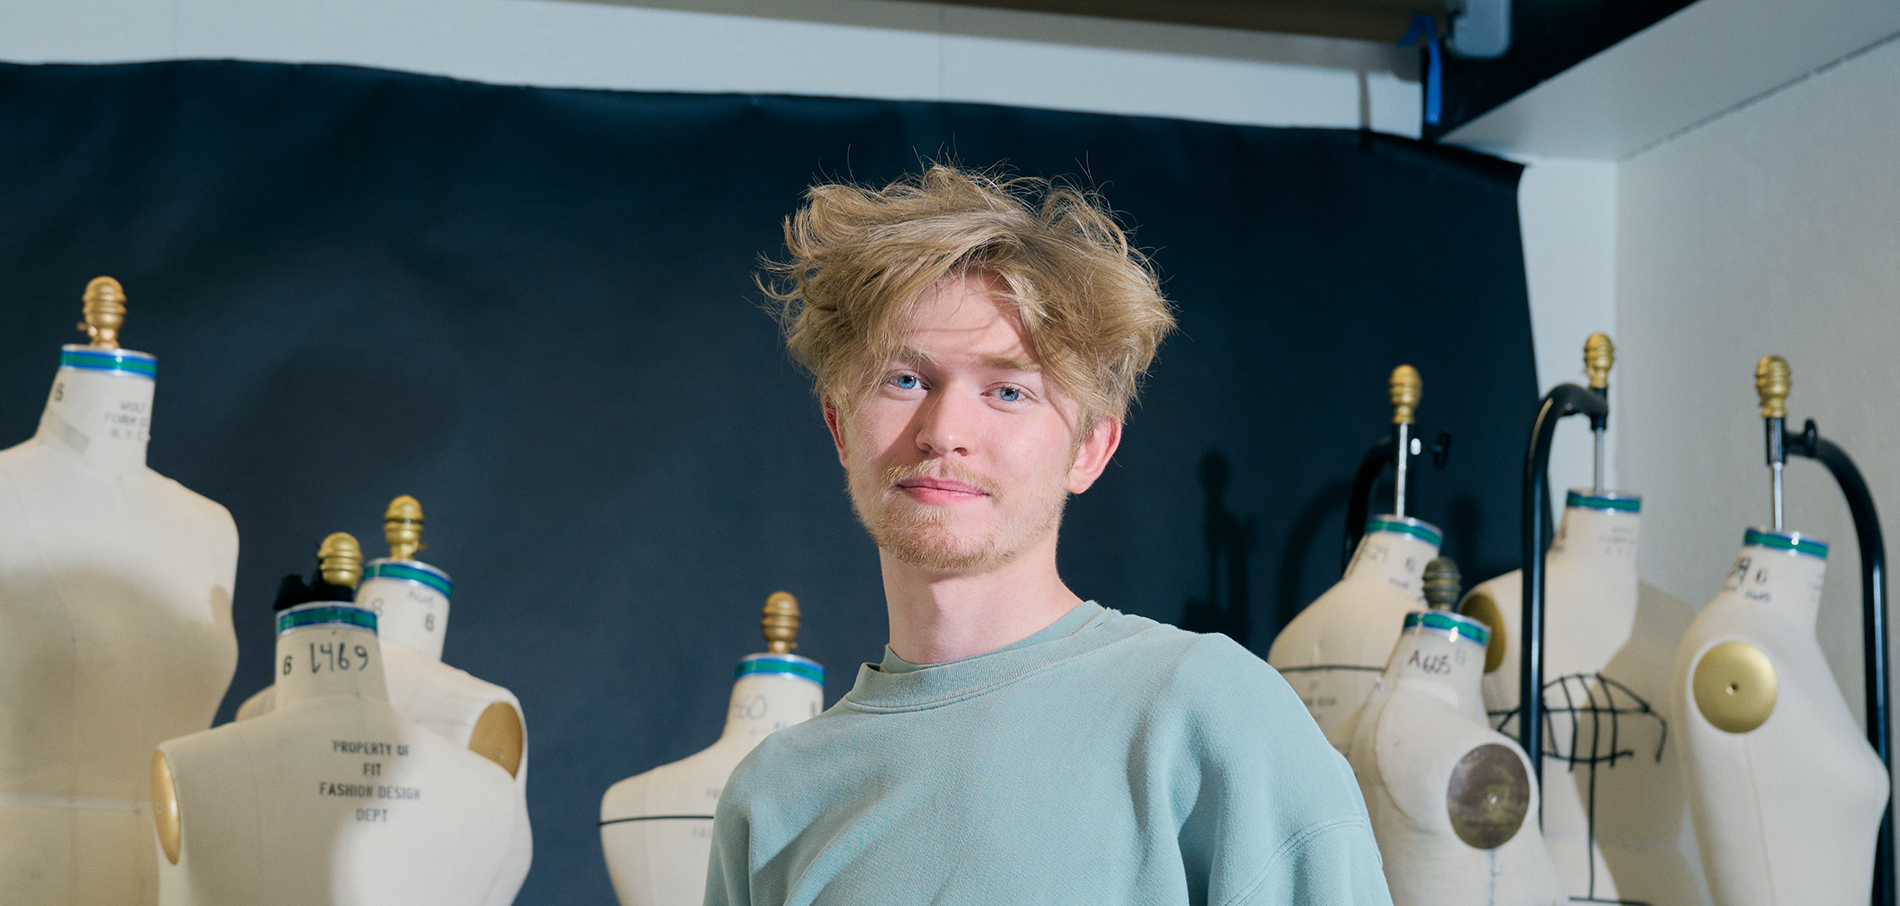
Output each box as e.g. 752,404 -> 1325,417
879,461 -> 1001,500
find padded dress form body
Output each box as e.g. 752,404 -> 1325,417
0,353 -> 238,905
1458,493 -> 1697,906
1674,531 -> 1889,906
236,560 -> 532,904
1269,516 -> 1440,739
1337,611 -> 1565,906
156,605 -> 516,906
601,654 -> 824,906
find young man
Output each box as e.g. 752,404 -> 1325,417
704,166 -> 1391,905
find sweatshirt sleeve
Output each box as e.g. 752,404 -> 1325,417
702,790 -> 751,906
1230,818 -> 1392,906
1169,634 -> 1394,906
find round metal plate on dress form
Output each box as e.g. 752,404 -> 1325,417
1693,640 -> 1778,734
1460,591 -> 1508,674
1446,743 -> 1531,849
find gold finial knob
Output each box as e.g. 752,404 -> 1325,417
762,591 -> 801,654
384,494 -> 426,561
1755,355 -> 1791,419
318,532 -> 363,588
79,276 -> 127,349
1583,333 -> 1615,390
1389,365 -> 1421,426
1422,557 -> 1463,610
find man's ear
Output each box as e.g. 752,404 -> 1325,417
822,396 -> 848,467
1067,416 -> 1123,494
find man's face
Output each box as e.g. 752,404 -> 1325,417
825,270 -> 1120,574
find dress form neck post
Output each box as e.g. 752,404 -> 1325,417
1384,610 -> 1491,724
37,346 -> 157,475
1345,515 -> 1443,596
1550,490 -> 1641,584
1729,528 -> 1830,627
720,655 -> 825,743
273,603 -> 391,705
358,559 -> 453,662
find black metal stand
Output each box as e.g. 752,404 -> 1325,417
1517,384 -> 1608,798
1342,432 -> 1452,573
1343,438 -> 1396,573
1783,419 -> 1895,906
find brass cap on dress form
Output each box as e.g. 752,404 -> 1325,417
79,276 -> 127,349
384,494 -> 426,561
762,591 -> 801,654
1389,365 -> 1421,426
318,532 -> 364,588
1756,355 -> 1791,419
1583,333 -> 1615,390
1422,557 -> 1462,610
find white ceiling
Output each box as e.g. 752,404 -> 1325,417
1444,0 -> 1900,160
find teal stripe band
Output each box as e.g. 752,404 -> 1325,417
735,657 -> 824,685
1366,518 -> 1442,548
1566,491 -> 1641,512
60,348 -> 157,379
1404,610 -> 1489,646
277,605 -> 378,635
1744,529 -> 1828,560
362,562 -> 453,598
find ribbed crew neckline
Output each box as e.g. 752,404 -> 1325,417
848,601 -> 1145,712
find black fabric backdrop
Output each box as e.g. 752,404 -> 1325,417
0,60 -> 1535,903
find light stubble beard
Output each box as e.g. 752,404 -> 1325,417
848,460 -> 1068,573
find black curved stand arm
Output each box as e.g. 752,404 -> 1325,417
1785,419 -> 1894,906
1518,384 -> 1609,797
1343,437 -> 1396,573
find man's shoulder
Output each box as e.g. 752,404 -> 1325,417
1090,610 -> 1294,706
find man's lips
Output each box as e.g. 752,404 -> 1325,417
895,476 -> 990,502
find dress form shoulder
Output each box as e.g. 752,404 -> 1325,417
1337,610 -> 1565,906
1457,491 -> 1698,906
0,289 -> 239,906
234,498 -> 533,904
155,600 -> 516,906
1268,516 -> 1441,738
1674,529 -> 1889,906
601,592 -> 825,906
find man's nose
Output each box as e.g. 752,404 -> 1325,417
913,387 -> 977,456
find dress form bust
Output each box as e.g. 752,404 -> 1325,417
601,592 -> 825,906
1268,516 -> 1441,739
1457,491 -> 1698,905
153,551 -> 518,906
1336,605 -> 1566,906
235,497 -> 532,904
0,278 -> 238,905
1674,529 -> 1889,906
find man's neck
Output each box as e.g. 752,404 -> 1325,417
881,533 -> 1083,665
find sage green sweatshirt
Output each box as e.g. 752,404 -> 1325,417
705,602 -> 1392,906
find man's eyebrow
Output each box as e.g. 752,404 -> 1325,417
981,355 -> 1041,374
893,346 -> 938,368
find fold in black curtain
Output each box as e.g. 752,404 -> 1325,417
0,60 -> 1534,903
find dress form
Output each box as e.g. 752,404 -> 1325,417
1336,608 -> 1566,906
601,592 -> 825,906
1675,528 -> 1888,906
0,278 -> 239,905
235,497 -> 532,905
153,585 -> 518,905
1269,516 -> 1441,740
1457,492 -> 1698,906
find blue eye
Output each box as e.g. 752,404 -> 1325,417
893,374 -> 920,390
996,386 -> 1023,402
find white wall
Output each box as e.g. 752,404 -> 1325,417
0,0 -> 1422,135
1517,157 -> 1619,507
1616,34 -> 1900,722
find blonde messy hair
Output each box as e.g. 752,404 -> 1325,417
762,165 -> 1175,428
